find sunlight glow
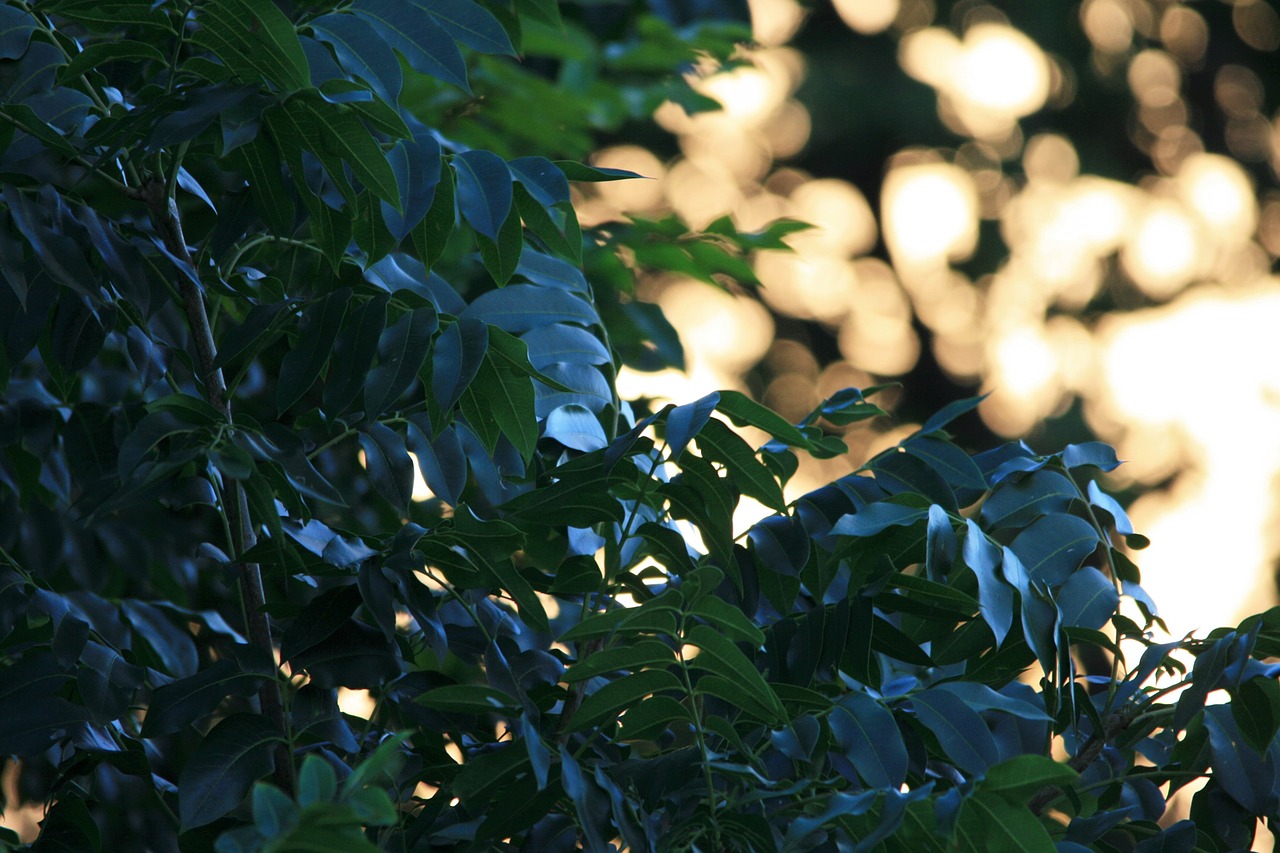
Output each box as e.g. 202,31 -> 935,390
882,163 -> 979,268
833,0 -> 900,35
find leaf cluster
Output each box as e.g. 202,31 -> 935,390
0,1 -> 1278,852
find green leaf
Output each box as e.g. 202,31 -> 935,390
829,691 -> 908,789
323,294 -> 389,417
252,782 -> 298,838
715,390 -> 810,448
278,288 -> 351,415
460,349 -> 537,460
617,695 -> 691,740
477,206 -> 524,286
193,0 -> 310,92
142,657 -> 272,737
58,40 -> 166,84
317,103 -> 402,209
1231,676 -> 1280,753
563,640 -> 676,682
417,0 -> 516,55
982,755 -> 1076,801
364,306 -> 437,419
415,163 -> 456,268
358,423 -> 414,514
178,714 -> 281,831
685,625 -> 785,724
298,753 -> 338,807
416,684 -> 520,714
568,669 -> 683,731
454,149 -> 512,239
1008,513 -> 1100,585
554,161 -> 646,182
953,791 -> 1056,853
281,585 -> 362,661
695,416 -> 785,511
691,597 -> 765,645
695,675 -> 786,726
911,687 -> 999,775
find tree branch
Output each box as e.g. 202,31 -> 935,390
140,178 -> 293,793
1029,709 -> 1136,816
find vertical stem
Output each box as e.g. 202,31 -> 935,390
141,179 -> 293,793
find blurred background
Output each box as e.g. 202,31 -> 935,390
581,0 -> 1280,646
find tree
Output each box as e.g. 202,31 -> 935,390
0,1 -> 1278,851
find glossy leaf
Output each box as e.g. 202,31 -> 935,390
364,306 -> 437,419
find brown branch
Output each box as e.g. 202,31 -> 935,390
141,179 -> 293,793
1029,709 -> 1136,816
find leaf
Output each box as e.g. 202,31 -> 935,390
982,755 -> 1077,801
1231,676 -> 1280,753
179,714 -> 281,831
461,284 -> 596,333
282,585 -> 362,662
918,395 -> 988,436
1057,567 -> 1119,630
521,324 -> 610,370
142,656 -> 273,737
352,0 -> 469,90
460,348 -> 537,460
453,149 -> 513,239
903,435 -> 988,492
477,206 -> 524,286
568,669 -> 683,731
296,97 -> 402,209
416,0 -> 516,55
278,288 -> 351,414
1008,514 -> 1100,585
696,676 -> 788,725
953,791 -> 1057,853
912,687 -> 1000,775
508,156 -> 570,207
193,0 -> 310,91
416,684 -> 520,714
309,13 -> 403,105
981,469 -> 1076,530
290,620 -> 401,689
829,691 -> 908,788
1061,442 -> 1122,472
0,696 -> 91,756
696,417 -> 786,511
715,389 -> 809,447
832,503 -> 929,537
359,423 -> 415,514
364,306 -> 437,419
563,640 -> 676,683
297,754 -> 338,807
930,683 -> 1052,722
323,294 -> 389,417
431,318 -> 488,413
685,625 -> 785,724
554,161 -> 646,182
664,392 -> 720,458
545,404 -> 607,452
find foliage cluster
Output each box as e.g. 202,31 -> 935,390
1,1 -> 1279,851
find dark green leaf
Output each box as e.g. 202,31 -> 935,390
179,714 -> 281,831
912,687 -> 999,775
982,754 -> 1076,801
416,684 -> 520,714
193,0 -> 310,91
685,625 -> 785,724
142,656 -> 273,737
278,288 -> 351,414
359,423 -> 414,514
453,149 -> 512,239
563,640 -> 676,682
323,294 -> 389,417
417,0 -> 516,55
829,691 -> 908,788
352,0 -> 469,90
477,206 -> 524,286
981,469 -> 1076,530
554,161 -> 646,182
569,669 -> 683,730
364,306 -> 437,419
282,585 -> 362,662
696,417 -> 785,511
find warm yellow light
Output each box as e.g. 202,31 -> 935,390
1081,0 -> 1133,54
899,28 -> 962,91
992,326 -> 1057,401
698,65 -> 779,125
832,0 -> 900,35
957,24 -> 1051,117
1121,202 -> 1200,298
591,146 -> 666,212
1176,153 -> 1257,243
787,179 -> 878,257
882,163 -> 979,267
407,451 -> 435,502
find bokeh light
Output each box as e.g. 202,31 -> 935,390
590,0 -> 1280,666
